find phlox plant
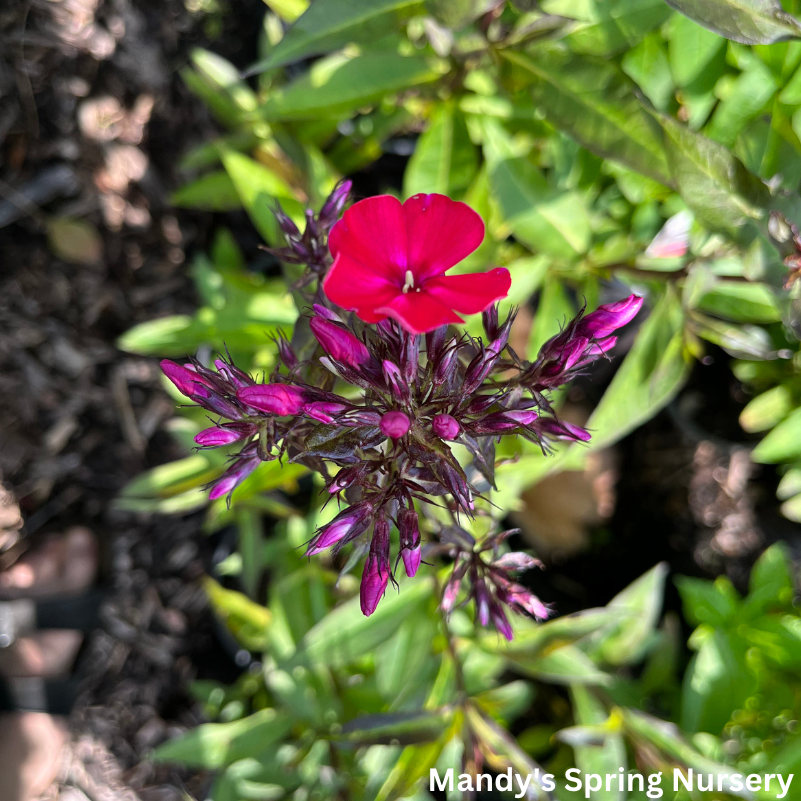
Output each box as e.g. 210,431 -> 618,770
162,187 -> 641,632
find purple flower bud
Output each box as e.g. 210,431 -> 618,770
537,417 -> 591,442
208,454 -> 260,500
492,552 -> 542,572
274,201 -> 301,238
310,317 -> 371,368
305,208 -> 320,240
432,414 -> 461,440
400,333 -> 420,386
491,604 -> 514,640
476,580 -> 491,626
319,179 -> 352,225
380,410 -> 411,439
433,345 -> 459,387
276,335 -> 298,370
577,294 -> 643,339
382,360 -> 410,402
238,384 -> 306,415
304,401 -> 348,424
312,303 -> 342,322
214,359 -> 251,389
328,464 -> 365,493
504,410 -> 538,426
360,515 -> 391,616
306,501 -> 373,556
398,507 -> 421,577
426,326 -> 448,363
195,426 -> 247,447
482,305 -> 500,340
161,360 -> 210,398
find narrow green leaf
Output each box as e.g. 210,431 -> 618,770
502,48 -> 672,186
666,0 -> 801,45
171,171 -> 242,211
246,0 -> 425,75
696,280 -> 780,323
667,11 -> 726,87
660,113 -> 770,229
259,53 -> 440,121
740,384 -> 793,431
544,0 -> 671,57
288,578 -> 433,669
221,149 -> 302,245
752,406 -> 801,463
403,101 -> 478,198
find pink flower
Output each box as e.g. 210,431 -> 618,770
323,193 -> 511,334
360,516 -> 391,616
432,414 -> 460,440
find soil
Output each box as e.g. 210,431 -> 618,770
1,1 -> 797,799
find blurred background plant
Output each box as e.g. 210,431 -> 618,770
104,0 -> 801,797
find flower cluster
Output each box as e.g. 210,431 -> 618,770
162,190 -> 642,635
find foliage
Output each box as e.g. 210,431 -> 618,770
118,0 -> 801,796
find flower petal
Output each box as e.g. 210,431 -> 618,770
328,194 -> 407,282
402,194 -> 485,284
322,252 -> 400,322
423,268 -> 511,315
376,290 -> 464,334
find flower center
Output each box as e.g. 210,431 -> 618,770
402,270 -> 416,294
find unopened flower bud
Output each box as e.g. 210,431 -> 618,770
306,501 -> 373,556
398,507 -> 421,577
360,515 -> 391,616
195,426 -> 247,447
380,410 -> 411,439
382,360 -> 410,403
161,360 -> 210,398
304,401 -> 348,424
208,452 -> 260,500
276,335 -> 298,370
238,384 -> 306,415
274,201 -> 301,238
577,294 -> 643,339
432,414 -> 460,440
310,316 -> 371,368
319,179 -> 352,225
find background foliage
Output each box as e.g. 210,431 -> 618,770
117,0 -> 801,797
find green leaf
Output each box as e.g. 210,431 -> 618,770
681,629 -> 756,734
246,0 -> 425,74
621,32 -> 674,110
259,52 -> 440,121
221,149 -> 302,245
660,113 -> 770,230
204,577 -> 272,652
665,0 -> 801,45
752,406 -> 801,463
705,59 -> 777,147
507,643 -> 613,686
749,542 -> 794,599
740,384 -> 793,431
590,563 -> 667,666
472,680 -> 536,723
171,171 -> 243,211
563,289 -> 691,466
483,121 -> 591,258
696,280 -> 780,323
545,0 -> 671,57
403,101 -> 478,198
502,48 -> 672,186
667,11 -> 727,87
337,709 -> 452,746
675,575 -> 740,628
570,686 -> 627,801
426,0 -> 497,28
152,708 -> 291,768
288,578 -> 433,669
